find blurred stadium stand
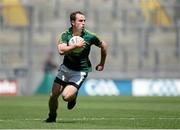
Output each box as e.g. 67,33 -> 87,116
0,0 -> 180,94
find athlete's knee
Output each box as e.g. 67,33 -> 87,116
62,93 -> 72,102
62,90 -> 77,102
62,85 -> 78,102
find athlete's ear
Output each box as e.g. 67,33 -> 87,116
71,20 -> 75,26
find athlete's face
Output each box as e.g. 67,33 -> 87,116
72,13 -> 85,33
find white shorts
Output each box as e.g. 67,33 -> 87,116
54,64 -> 88,89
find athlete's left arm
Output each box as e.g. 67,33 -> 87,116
95,41 -> 108,71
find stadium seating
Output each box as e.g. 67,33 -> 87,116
0,0 -> 180,83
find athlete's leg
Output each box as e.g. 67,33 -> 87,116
48,82 -> 63,115
62,71 -> 88,102
46,81 -> 64,122
46,64 -> 67,122
62,71 -> 88,110
62,84 -> 78,110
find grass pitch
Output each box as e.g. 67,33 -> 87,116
0,95 -> 180,129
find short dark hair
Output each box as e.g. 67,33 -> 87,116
70,11 -> 84,26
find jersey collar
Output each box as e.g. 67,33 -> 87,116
68,27 -> 85,37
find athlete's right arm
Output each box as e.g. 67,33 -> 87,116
57,32 -> 84,55
57,43 -> 74,55
57,40 -> 84,55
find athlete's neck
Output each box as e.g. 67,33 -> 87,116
73,31 -> 81,36
72,28 -> 82,36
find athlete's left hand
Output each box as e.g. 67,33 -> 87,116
95,64 -> 104,71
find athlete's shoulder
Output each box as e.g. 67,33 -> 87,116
57,28 -> 70,44
84,29 -> 102,46
60,28 -> 70,36
84,29 -> 99,38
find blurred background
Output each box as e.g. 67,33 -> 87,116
0,0 -> 180,96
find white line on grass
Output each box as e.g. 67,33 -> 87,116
0,117 -> 180,122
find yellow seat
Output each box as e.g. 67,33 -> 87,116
2,0 -> 29,26
140,0 -> 171,27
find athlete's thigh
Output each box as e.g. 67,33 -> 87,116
51,82 -> 63,96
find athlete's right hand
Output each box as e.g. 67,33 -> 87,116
74,39 -> 85,49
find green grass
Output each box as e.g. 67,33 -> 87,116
0,95 -> 180,129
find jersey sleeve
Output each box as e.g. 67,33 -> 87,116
91,35 -> 102,47
57,32 -> 68,45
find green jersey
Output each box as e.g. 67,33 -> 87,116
58,27 -> 102,72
